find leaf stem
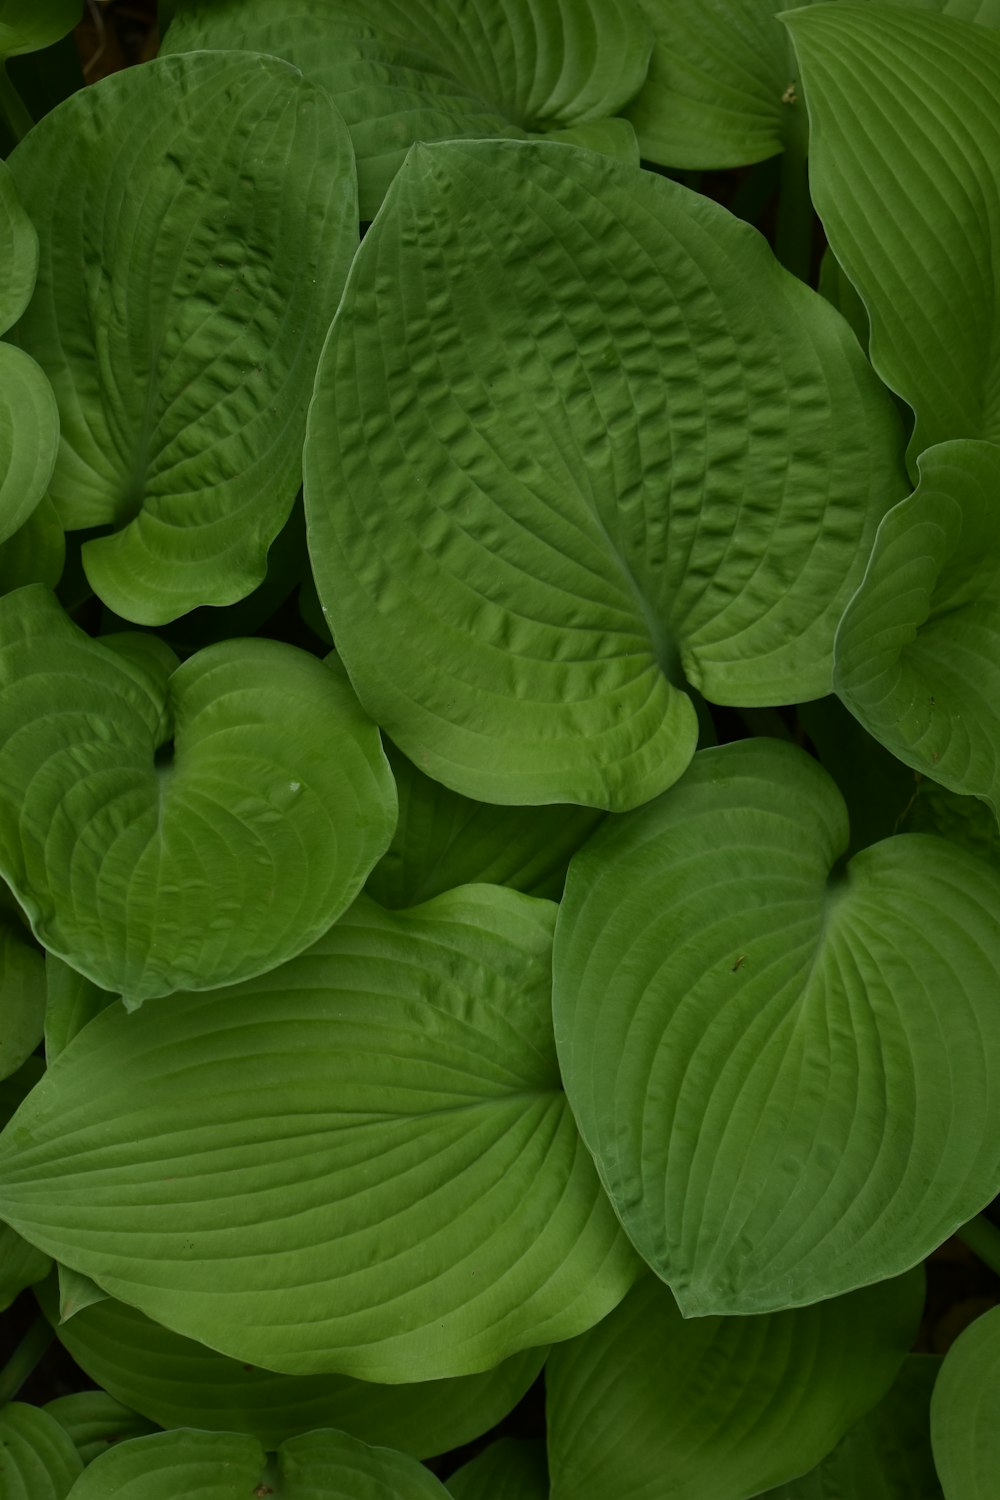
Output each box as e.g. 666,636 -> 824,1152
0,62 -> 33,145
0,1315 -> 54,1407
958,1213 -> 1000,1277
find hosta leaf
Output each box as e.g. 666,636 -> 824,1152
57,1264 -> 107,1323
785,4 -> 1000,456
0,899 -> 44,1081
0,495 -> 63,596
0,1051 -> 50,1305
553,737 -> 1000,1314
0,586 -> 396,1007
625,0 -> 811,168
0,1404 -> 83,1500
164,0 -> 652,219
0,1 -> 81,59
44,955 -> 116,1064
930,1304 -> 1000,1499
0,157 -> 36,333
63,1426 -> 451,1499
903,780 -> 1000,865
448,1438 -> 548,1499
0,888 -> 636,1380
44,1392 -> 158,1468
367,741 -> 603,907
797,695 -> 916,856
546,1270 -> 923,1500
6,50 -> 356,623
305,138 -> 903,811
764,1354 -> 943,1498
0,342 -> 60,546
38,1282 -> 546,1458
836,441 -> 1000,817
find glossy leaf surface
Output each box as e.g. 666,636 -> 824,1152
546,1270 -> 923,1500
553,738 -> 1000,1313
0,889 -> 636,1380
0,586 -> 396,1007
7,50 -> 357,622
305,137 -> 902,810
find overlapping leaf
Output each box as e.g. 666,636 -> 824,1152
0,1053 -> 48,1307
6,50 -> 357,623
0,1403 -> 83,1500
305,137 -> 903,811
0,882 -> 45,1080
786,4 -> 1000,457
63,1428 -> 450,1500
546,1270 -> 923,1500
930,1305 -> 1000,1500
836,441 -> 1000,817
0,586 -> 396,1007
39,1282 -> 546,1457
44,1393 -> 158,1468
0,888 -> 636,1380
0,496 -> 63,597
764,1355 -> 943,1498
163,0 -> 651,218
0,1 -> 82,60
553,738 -> 1000,1313
448,1438 -> 548,1499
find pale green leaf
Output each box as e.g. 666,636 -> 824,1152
553,737 -> 1000,1313
0,586 -> 397,1007
0,1404 -> 83,1500
547,1270 -> 923,1500
7,50 -> 357,623
164,0 -> 652,218
0,156 -> 36,333
38,1280 -> 546,1458
0,889 -> 637,1380
448,1438 -> 548,1499
931,1304 -> 1000,1500
786,4 -> 1000,456
764,1354 -> 943,1498
367,741 -> 603,907
0,342 -> 60,546
835,440 -> 1000,818
305,137 -> 903,811
44,1392 -> 158,1468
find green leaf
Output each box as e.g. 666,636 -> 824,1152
0,343 -> 60,548
0,586 -> 396,1007
0,1051 -> 51,1305
930,1304 -> 1000,1499
57,1263 -> 107,1323
0,2 -> 81,60
835,440 -> 1000,818
553,737 -> 1000,1314
0,1404 -> 83,1500
38,1281 -> 546,1458
448,1438 -> 548,1500
0,897 -> 44,1081
0,496 -> 64,596
44,955 -> 116,1065
785,4 -> 1000,457
902,779 -> 1000,867
63,1427 -> 453,1499
0,888 -> 637,1380
546,1270 -> 923,1500
797,694 -> 917,856
625,0 -> 812,168
0,156 -> 36,333
763,1354 -> 943,1498
367,741 -> 603,907
164,0 -> 652,219
43,1392 -> 158,1468
305,138 -> 903,811
7,50 -> 357,623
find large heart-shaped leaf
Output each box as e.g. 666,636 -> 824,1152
764,1354 -> 943,1498
163,0 -> 651,218
305,137 -> 903,811
0,1403 -> 83,1500
786,4 -> 1000,457
546,1269 -> 923,1500
553,737 -> 1000,1314
930,1305 -> 1000,1500
64,1428 -> 451,1500
6,50 -> 357,623
0,888 -> 637,1380
39,1281 -> 546,1457
0,586 -> 396,1007
835,440 -> 1000,819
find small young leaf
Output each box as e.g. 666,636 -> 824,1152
553,737 -> 1000,1313
546,1270 -> 923,1500
0,586 -> 397,1007
930,1304 -> 1000,1500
